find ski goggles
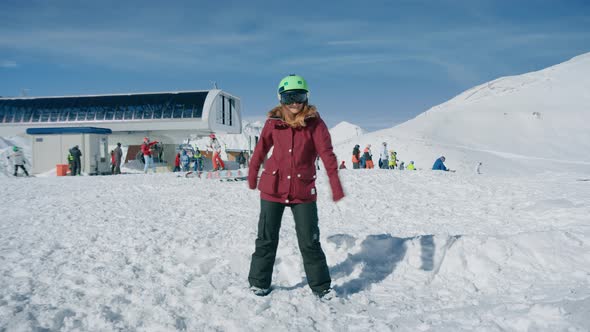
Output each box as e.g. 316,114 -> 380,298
280,90 -> 308,105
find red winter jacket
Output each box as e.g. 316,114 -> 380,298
141,141 -> 158,156
174,153 -> 181,167
248,106 -> 345,204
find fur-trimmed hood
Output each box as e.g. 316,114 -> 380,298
267,104 -> 319,121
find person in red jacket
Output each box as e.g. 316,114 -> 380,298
141,137 -> 159,173
110,150 -> 116,174
247,74 -> 344,299
173,152 -> 181,172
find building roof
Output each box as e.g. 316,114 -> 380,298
26,127 -> 113,135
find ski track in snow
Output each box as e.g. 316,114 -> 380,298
0,170 -> 589,331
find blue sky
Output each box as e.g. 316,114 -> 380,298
1,0 -> 589,131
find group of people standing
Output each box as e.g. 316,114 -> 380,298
172,135 -> 247,173
174,147 -> 205,173
350,142 -> 416,171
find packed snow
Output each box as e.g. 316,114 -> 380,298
1,53 -> 589,331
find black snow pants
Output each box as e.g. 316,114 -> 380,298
14,165 -> 29,176
248,199 -> 331,293
71,160 -> 81,176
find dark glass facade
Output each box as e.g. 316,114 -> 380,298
0,92 -> 208,124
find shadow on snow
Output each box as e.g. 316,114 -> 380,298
276,233 -> 461,297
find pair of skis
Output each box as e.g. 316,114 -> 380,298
181,170 -> 247,182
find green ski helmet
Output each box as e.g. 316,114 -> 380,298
277,74 -> 309,101
12,146 -> 18,152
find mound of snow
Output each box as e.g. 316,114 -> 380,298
329,121 -> 366,144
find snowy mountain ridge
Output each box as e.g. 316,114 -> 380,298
332,52 -> 590,175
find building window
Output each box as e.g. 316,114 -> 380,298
104,107 -> 115,120
114,107 -> 124,120
222,96 -> 226,125
229,99 -> 234,126
95,106 -> 106,120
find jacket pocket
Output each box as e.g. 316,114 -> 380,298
293,169 -> 317,200
258,169 -> 285,196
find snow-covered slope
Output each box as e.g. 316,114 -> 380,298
395,53 -> 590,162
333,53 -> 590,175
1,170 -> 589,330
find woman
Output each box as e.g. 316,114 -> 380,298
247,74 -> 345,299
208,134 -> 225,171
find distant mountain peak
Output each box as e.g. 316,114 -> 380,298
330,121 -> 366,144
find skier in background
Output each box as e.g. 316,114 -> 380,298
351,144 -> 360,169
363,144 -> 374,169
173,152 -> 181,172
476,162 -> 483,174
380,142 -> 389,169
388,151 -> 397,169
432,156 -> 450,171
180,150 -> 190,172
193,147 -> 204,173
208,134 -> 225,171
237,151 -> 247,169
407,160 -> 416,170
8,146 -> 29,177
141,137 -> 159,173
70,145 -> 82,176
110,150 -> 116,174
113,142 -> 123,175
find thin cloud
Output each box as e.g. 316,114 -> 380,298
0,60 -> 17,68
326,39 -> 394,46
279,54 -> 392,66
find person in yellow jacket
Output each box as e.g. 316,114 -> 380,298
388,151 -> 397,169
407,160 -> 416,170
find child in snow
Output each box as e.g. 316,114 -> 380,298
247,74 -> 344,299
193,148 -> 204,173
173,152 -> 181,172
476,162 -> 483,174
388,151 -> 397,169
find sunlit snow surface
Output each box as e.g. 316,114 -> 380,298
1,52 -> 590,331
1,170 -> 589,331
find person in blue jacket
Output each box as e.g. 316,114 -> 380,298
432,156 -> 449,171
180,150 -> 190,171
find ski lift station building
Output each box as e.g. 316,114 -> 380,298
0,89 -> 242,174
